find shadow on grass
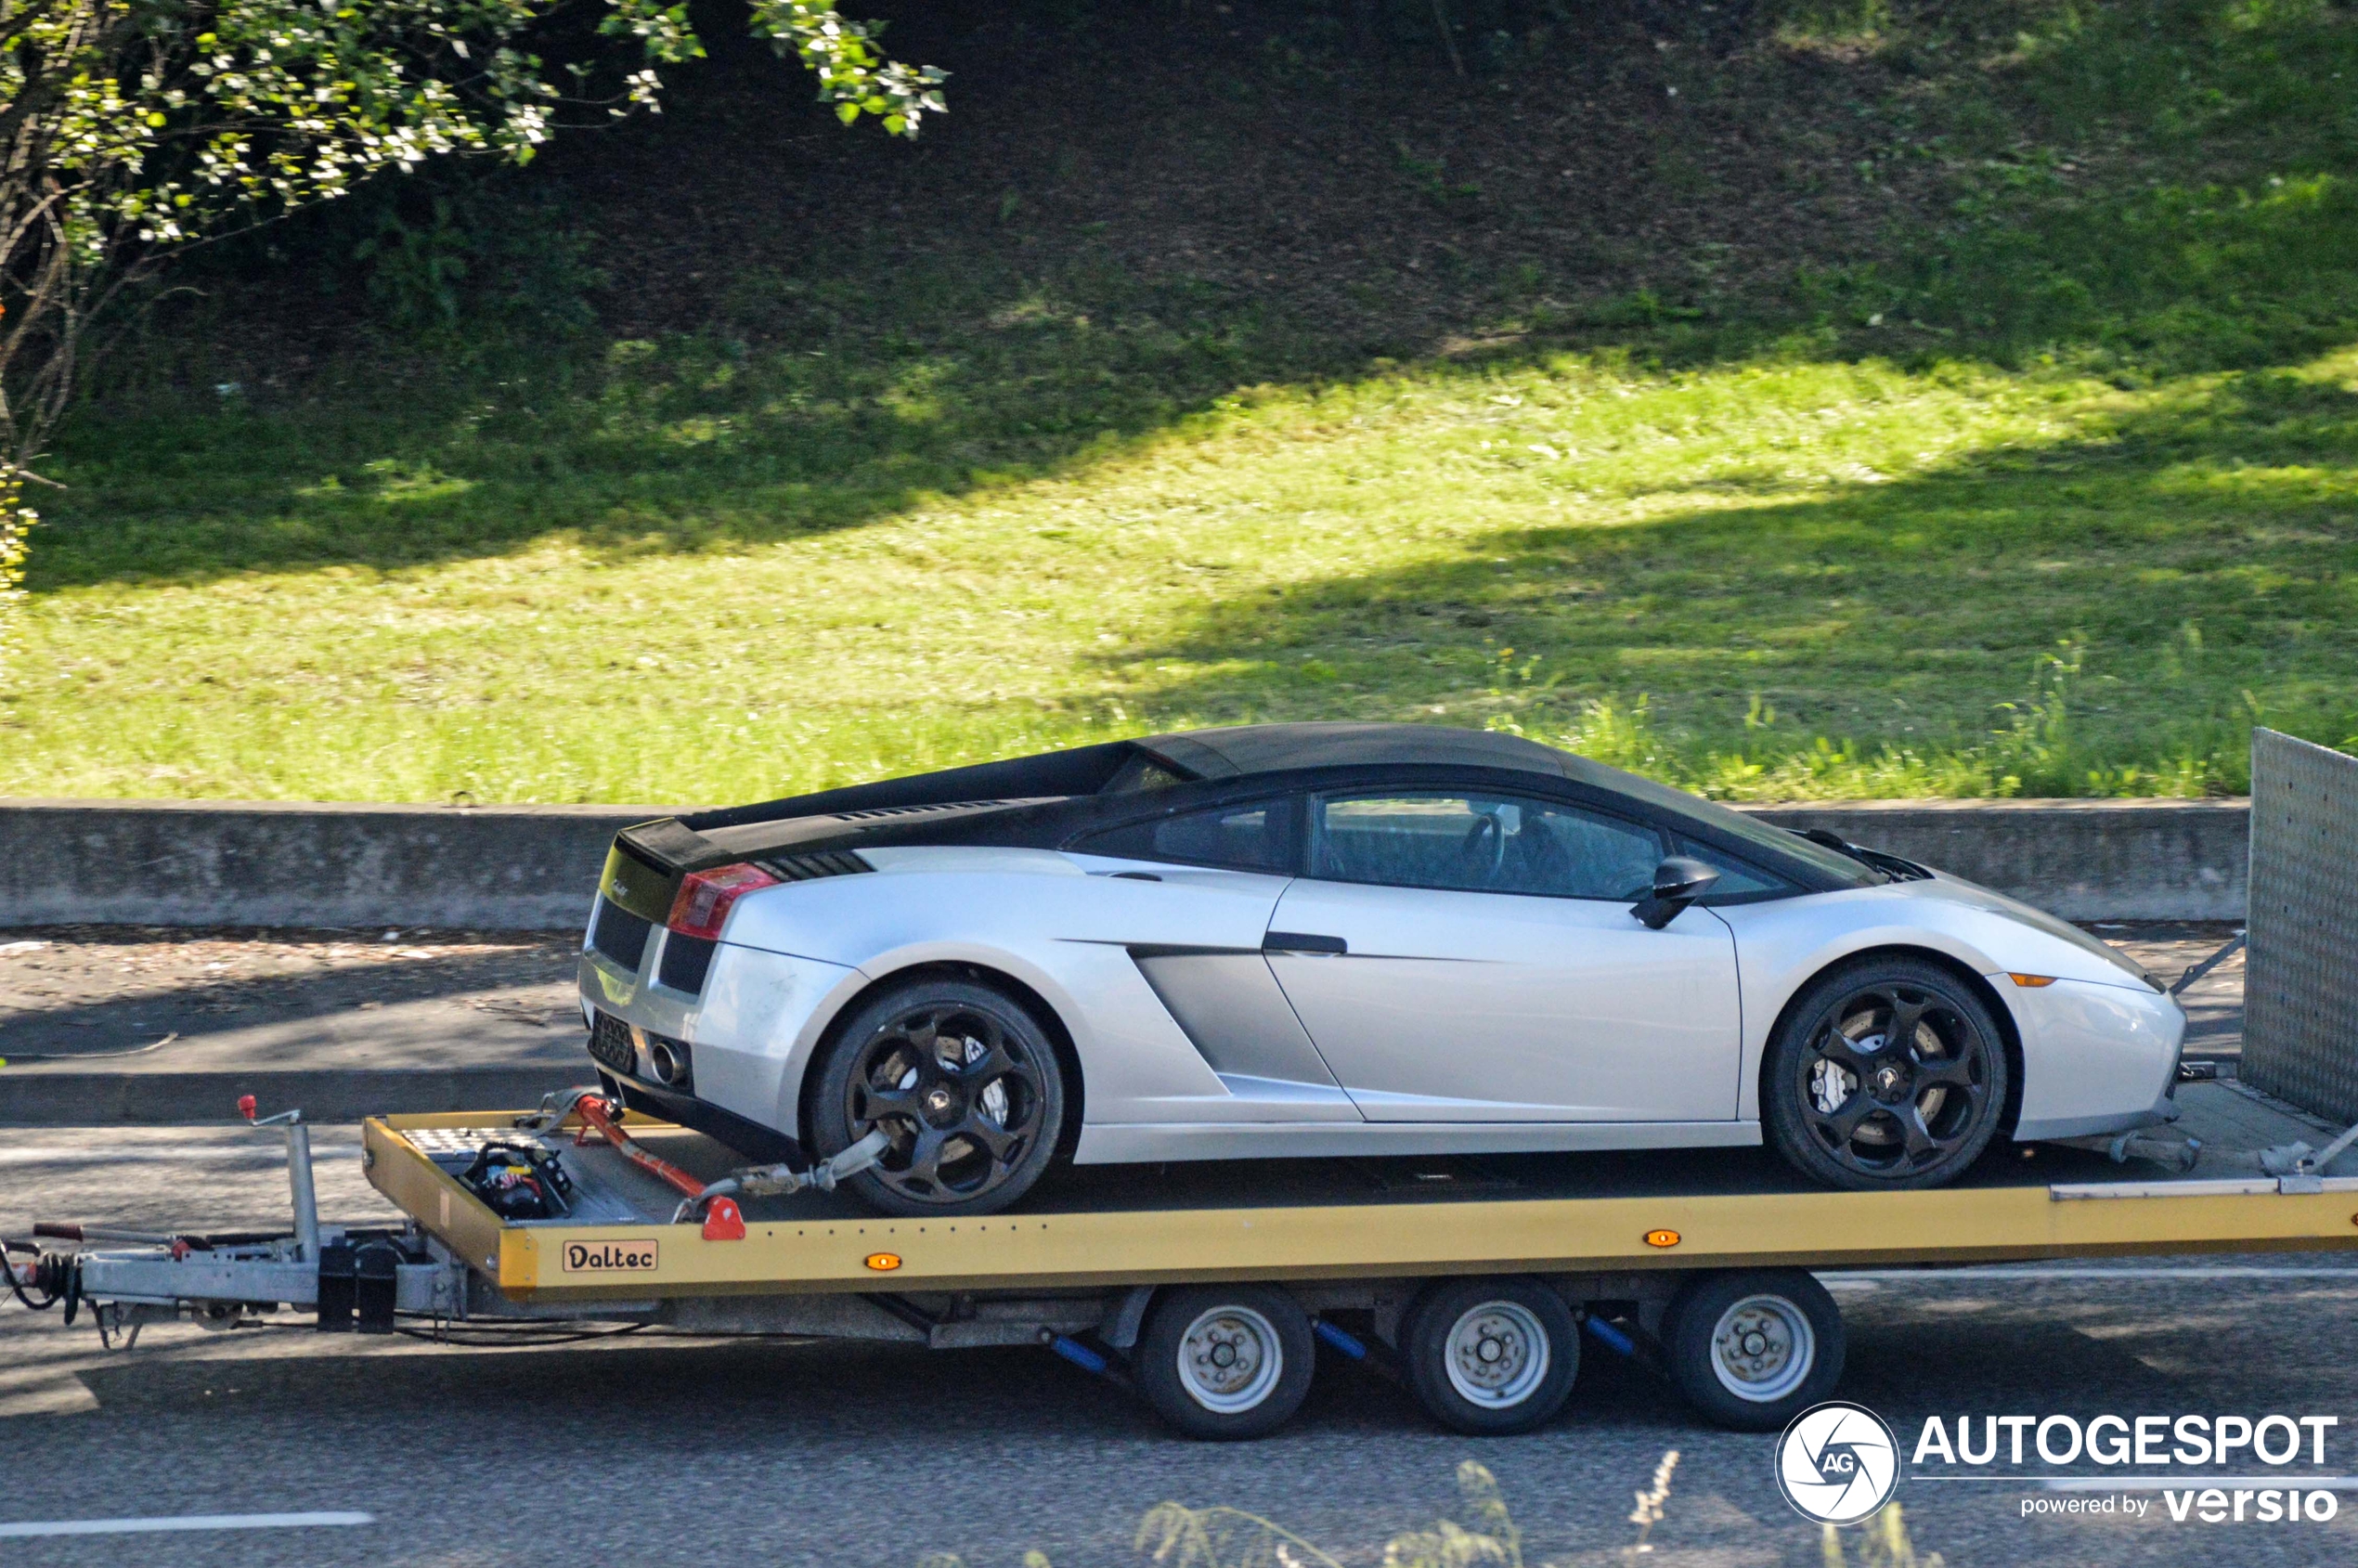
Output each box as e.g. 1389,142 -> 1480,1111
1109,361 -> 2358,788
35,258 -> 1362,588
24,0 -> 2358,601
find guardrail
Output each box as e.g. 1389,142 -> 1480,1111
0,795 -> 2249,930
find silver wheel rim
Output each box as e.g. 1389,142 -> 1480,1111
1709,1294 -> 1815,1403
1442,1300 -> 1551,1409
1175,1305 -> 1284,1414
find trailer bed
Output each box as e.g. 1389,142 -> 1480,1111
361,1082 -> 2358,1305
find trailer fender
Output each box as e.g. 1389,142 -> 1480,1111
1101,1283 -> 1156,1350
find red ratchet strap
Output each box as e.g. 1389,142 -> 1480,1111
573,1095 -> 703,1200
572,1095 -> 746,1240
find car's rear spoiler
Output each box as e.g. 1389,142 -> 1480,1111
599,822 -> 712,922
675,739 -> 1141,835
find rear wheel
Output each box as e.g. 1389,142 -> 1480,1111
1662,1269 -> 1845,1431
1762,956 -> 2009,1190
807,977 -> 1066,1217
1134,1285 -> 1315,1440
1401,1276 -> 1579,1435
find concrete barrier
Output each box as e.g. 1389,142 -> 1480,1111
0,795 -> 2249,930
0,799 -> 663,930
1743,798 -> 2248,922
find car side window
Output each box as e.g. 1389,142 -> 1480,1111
1313,792 -> 1665,901
1671,835 -> 1792,901
1074,800 -> 1291,873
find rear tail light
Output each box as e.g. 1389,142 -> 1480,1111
666,862 -> 779,940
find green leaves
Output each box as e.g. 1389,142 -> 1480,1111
1,0 -> 944,468
746,0 -> 948,139
5,0 -> 943,257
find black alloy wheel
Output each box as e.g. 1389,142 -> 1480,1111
810,978 -> 1067,1216
1763,957 -> 2009,1190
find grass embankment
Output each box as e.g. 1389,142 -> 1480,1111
6,0 -> 2357,803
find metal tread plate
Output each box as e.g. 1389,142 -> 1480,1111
2244,729 -> 2358,1122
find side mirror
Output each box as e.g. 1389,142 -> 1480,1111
1630,856 -> 1720,930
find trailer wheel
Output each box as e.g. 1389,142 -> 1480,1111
1663,1270 -> 1844,1432
1401,1276 -> 1579,1435
1134,1285 -> 1315,1440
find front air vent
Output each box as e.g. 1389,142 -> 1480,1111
590,897 -> 654,971
756,849 -> 875,882
657,933 -> 719,994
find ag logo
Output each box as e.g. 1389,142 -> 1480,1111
1775,1401 -> 1900,1524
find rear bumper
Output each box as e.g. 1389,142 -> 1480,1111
591,1065 -> 808,1166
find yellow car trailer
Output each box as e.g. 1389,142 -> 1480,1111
24,1088 -> 2357,1441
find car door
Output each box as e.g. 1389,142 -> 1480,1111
1067,794 -> 1362,1122
1263,788 -> 1743,1122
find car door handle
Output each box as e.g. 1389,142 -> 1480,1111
1263,931 -> 1347,955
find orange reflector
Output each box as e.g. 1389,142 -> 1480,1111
2009,973 -> 2058,988
865,1252 -> 902,1272
1644,1229 -> 1680,1249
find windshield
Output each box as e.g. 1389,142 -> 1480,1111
1569,764 -> 1884,888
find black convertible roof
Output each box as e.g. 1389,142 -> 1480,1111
653,720 -> 1876,892
681,722 -> 1587,836
1135,722 -> 1579,781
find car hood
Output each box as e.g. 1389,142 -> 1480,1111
1890,872 -> 2164,991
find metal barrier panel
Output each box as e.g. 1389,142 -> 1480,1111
2242,728 -> 2358,1122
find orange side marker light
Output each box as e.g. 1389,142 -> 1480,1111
865,1252 -> 902,1272
2009,974 -> 2058,988
1644,1229 -> 1680,1249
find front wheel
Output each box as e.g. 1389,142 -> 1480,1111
1762,956 -> 2009,1190
807,977 -> 1067,1216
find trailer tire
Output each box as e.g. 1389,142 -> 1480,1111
1663,1269 -> 1844,1431
1401,1276 -> 1579,1435
1134,1285 -> 1315,1440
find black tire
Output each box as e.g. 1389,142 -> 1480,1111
807,976 -> 1067,1217
1401,1276 -> 1579,1435
1134,1285 -> 1315,1440
1663,1269 -> 1845,1431
1762,955 -> 2010,1190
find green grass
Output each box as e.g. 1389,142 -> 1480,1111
6,0 -> 2358,803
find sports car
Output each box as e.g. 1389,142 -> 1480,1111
577,723 -> 2185,1214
